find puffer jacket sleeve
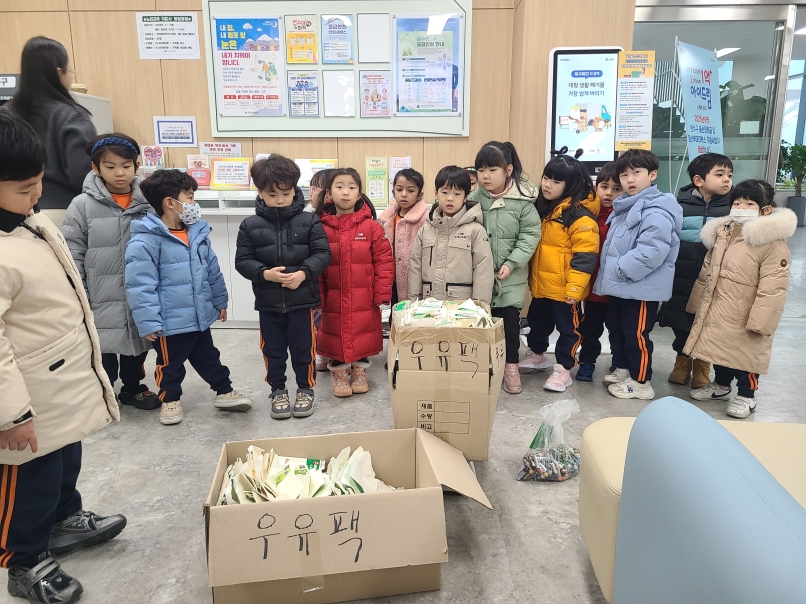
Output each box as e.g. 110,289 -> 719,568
124,237 -> 164,337
616,211 -> 674,282
234,220 -> 266,282
686,247 -> 712,314
503,202 -> 541,270
300,215 -> 331,279
61,199 -> 89,291
370,222 -> 394,305
471,227 -> 494,304
408,227 -> 425,300
205,242 -> 229,310
0,275 -> 33,426
566,216 -> 600,300
746,241 -> 790,336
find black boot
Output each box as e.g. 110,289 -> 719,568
48,511 -> 127,555
8,555 -> 83,604
118,384 -> 161,410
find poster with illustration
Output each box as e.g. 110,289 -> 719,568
394,15 -> 463,115
213,17 -> 284,117
321,15 -> 354,64
288,71 -> 320,117
285,15 -> 317,64
186,154 -> 211,187
360,71 -> 391,117
365,156 -> 389,205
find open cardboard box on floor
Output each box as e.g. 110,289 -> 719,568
388,305 -> 506,461
204,428 -> 492,604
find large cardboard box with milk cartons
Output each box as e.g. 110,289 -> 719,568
387,306 -> 506,461
203,428 -> 492,603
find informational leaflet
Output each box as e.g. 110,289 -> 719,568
153,116 -> 197,147
137,13 -> 200,60
676,41 -> 724,158
365,156 -> 389,205
187,155 -> 211,187
287,71 -> 320,117
359,71 -> 391,118
214,17 -> 284,117
296,159 -> 338,187
321,15 -> 354,64
395,15 -> 462,115
285,15 -> 317,64
389,155 -> 412,198
615,51 -> 655,151
142,145 -> 165,167
211,157 -> 253,190
199,142 -> 242,157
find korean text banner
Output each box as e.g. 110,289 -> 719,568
676,41 -> 724,158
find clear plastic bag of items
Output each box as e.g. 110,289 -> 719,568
393,298 -> 493,328
516,399 -> 581,482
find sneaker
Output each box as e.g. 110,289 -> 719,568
517,350 -> 553,373
315,354 -> 330,372
49,511 -> 127,555
576,363 -> 595,382
292,389 -> 315,418
690,382 -> 731,401
270,389 -> 291,420
503,363 -> 522,394
118,385 -> 161,410
159,401 -> 183,425
8,555 -> 83,605
214,390 -> 254,412
726,395 -> 756,419
608,378 -> 655,400
602,367 -> 630,386
691,359 -> 711,389
668,355 -> 692,385
544,364 -> 573,392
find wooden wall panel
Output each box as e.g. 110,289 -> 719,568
70,11 -> 164,144
0,0 -> 67,10
0,12 -> 73,73
155,0 -> 201,8
252,138 -> 338,162
67,0 -> 155,9
337,137 -> 425,192
474,0 -> 515,8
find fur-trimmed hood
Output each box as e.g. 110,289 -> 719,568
701,207 -> 798,249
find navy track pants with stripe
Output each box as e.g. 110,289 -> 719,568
606,297 -> 658,382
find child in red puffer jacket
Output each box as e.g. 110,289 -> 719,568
576,162 -> 621,382
317,168 -> 394,397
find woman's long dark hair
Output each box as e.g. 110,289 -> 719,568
535,149 -> 595,219
474,141 -> 528,196
9,37 -> 81,124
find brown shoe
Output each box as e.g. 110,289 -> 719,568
668,355 -> 692,384
691,359 -> 711,389
329,362 -> 353,397
503,363 -> 522,394
350,360 -> 370,394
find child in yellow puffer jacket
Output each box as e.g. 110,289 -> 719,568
520,150 -> 600,393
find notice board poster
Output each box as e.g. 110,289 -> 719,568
677,41 -> 724,158
394,15 -> 462,115
213,17 -> 284,117
615,51 -> 655,151
321,15 -> 354,64
288,71 -> 320,117
360,71 -> 391,117
137,13 -> 200,60
286,15 -> 317,64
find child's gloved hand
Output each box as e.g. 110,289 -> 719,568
0,420 -> 38,453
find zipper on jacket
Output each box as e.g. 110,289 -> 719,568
277,222 -> 287,312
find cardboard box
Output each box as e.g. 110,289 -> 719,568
388,310 -> 506,461
204,428 -> 492,604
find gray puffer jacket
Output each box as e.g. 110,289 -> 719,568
62,173 -> 152,356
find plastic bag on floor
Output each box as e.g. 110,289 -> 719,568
516,399 -> 581,482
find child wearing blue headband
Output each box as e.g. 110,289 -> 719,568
62,133 -> 162,411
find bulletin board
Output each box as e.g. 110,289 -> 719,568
203,0 -> 472,138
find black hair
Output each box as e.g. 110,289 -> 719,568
730,179 -> 776,209
535,154 -> 595,219
139,169 -> 198,216
85,132 -> 140,166
309,168 -> 330,189
8,37 -> 82,124
0,111 -> 47,182
596,162 -> 619,186
317,168 -> 368,217
251,154 -> 301,191
435,165 -> 471,196
393,168 -> 425,193
614,149 -> 660,175
474,141 -> 528,196
687,153 -> 734,182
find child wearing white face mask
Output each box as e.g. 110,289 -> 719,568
684,179 -> 797,419
125,169 -> 253,426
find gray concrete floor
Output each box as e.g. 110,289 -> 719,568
4,229 -> 805,604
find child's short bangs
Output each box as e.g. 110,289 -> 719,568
543,156 -> 577,184
474,145 -> 507,170
435,166 -> 471,196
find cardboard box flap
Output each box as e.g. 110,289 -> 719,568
415,429 -> 492,509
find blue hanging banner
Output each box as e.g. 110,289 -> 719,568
676,41 -> 724,158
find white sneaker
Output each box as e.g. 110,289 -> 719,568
214,389 -> 254,412
726,395 -> 756,419
518,350 -> 553,373
602,367 -> 630,386
690,382 -> 731,401
159,401 -> 183,425
608,378 -> 655,400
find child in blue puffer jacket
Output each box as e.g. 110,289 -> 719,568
125,170 -> 253,426
593,149 -> 683,401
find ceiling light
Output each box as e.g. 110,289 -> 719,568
715,48 -> 740,58
795,27 -> 806,35
765,75 -> 775,80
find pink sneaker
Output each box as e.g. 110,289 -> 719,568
503,363 -> 522,394
543,364 -> 573,392
518,350 -> 553,373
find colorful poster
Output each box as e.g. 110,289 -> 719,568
360,71 -> 391,118
136,13 -> 199,60
394,15 -> 462,115
615,51 -> 655,151
287,71 -> 320,117
142,145 -> 165,168
199,141 -> 242,157
153,116 -> 197,147
286,15 -> 317,64
211,157 -> 252,190
213,17 -> 284,117
365,156 -> 389,205
187,155 -> 211,187
389,155 -> 412,198
677,41 -> 724,158
295,158 -> 337,187
321,15 -> 354,64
